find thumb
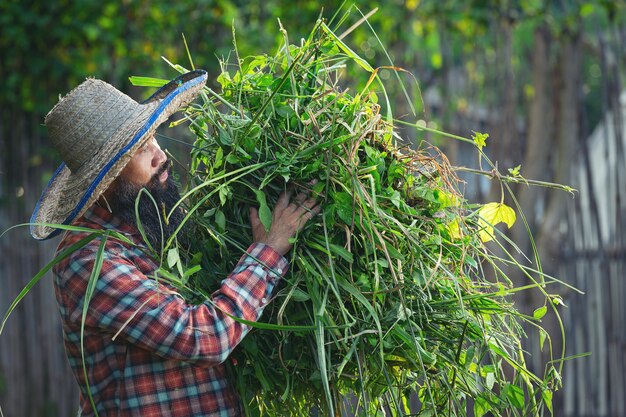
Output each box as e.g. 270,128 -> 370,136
250,207 -> 260,226
249,207 -> 263,241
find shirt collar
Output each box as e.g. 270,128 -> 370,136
79,204 -> 142,241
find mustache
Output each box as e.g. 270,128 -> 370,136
108,165 -> 185,250
151,160 -> 172,183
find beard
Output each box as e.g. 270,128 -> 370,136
107,162 -> 187,251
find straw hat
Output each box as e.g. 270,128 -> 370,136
30,70 -> 208,240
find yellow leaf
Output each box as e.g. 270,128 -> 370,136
478,202 -> 516,242
439,191 -> 460,208
447,219 -> 462,240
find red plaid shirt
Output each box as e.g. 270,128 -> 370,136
53,205 -> 288,416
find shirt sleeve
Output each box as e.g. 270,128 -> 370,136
56,237 -> 288,366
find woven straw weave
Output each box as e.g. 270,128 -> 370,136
31,71 -> 207,240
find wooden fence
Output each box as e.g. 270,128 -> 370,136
562,92 -> 626,417
0,116 -> 79,417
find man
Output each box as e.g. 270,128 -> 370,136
31,70 -> 319,416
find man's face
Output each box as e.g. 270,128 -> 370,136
105,136 -> 186,250
119,135 -> 169,187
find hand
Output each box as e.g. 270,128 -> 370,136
250,183 -> 321,256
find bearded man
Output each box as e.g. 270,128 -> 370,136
30,70 -> 319,416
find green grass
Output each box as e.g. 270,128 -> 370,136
127,14 -> 570,417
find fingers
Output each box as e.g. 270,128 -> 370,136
249,207 -> 266,242
297,201 -> 321,227
290,179 -> 319,211
252,182 -> 321,254
299,196 -> 319,215
292,192 -> 321,230
276,188 -> 292,209
249,207 -> 259,225
293,190 -> 308,206
274,184 -> 313,214
294,180 -> 317,205
271,186 -> 320,231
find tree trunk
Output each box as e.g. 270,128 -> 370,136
489,10 -> 519,204
537,28 -> 583,414
512,25 -> 552,265
508,24 -> 556,377
537,30 -> 581,274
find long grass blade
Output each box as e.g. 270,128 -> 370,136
0,233 -> 100,335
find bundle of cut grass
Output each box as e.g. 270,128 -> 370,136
135,17 -> 565,417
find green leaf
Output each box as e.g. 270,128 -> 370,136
182,265 -> 202,279
219,186 -> 229,206
474,396 -> 490,417
167,247 -> 179,269
290,288 -> 311,302
254,360 -> 272,390
276,104 -> 294,118
337,280 -> 384,359
332,192 -> 354,225
218,128 -> 233,146
213,147 -> 223,170
242,55 -> 267,74
485,372 -> 496,390
215,209 -> 226,232
464,346 -> 475,368
328,243 -> 354,264
255,190 -> 272,232
320,23 -> 374,72
255,74 -> 274,88
533,306 -> 547,320
504,384 -> 525,410
488,342 -> 511,362
391,326 -> 436,366
156,267 -> 182,286
128,76 -> 169,87
539,328 -> 548,351
382,242 -> 405,261
319,41 -> 340,56
542,388 -> 553,414
508,164 -> 521,177
217,71 -> 231,88
472,131 -> 489,150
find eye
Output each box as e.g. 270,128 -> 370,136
139,138 -> 155,153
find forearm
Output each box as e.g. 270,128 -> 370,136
143,243 -> 288,364
58,239 -> 288,366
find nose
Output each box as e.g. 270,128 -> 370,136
152,140 -> 167,168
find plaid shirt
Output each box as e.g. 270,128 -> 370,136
53,205 -> 288,417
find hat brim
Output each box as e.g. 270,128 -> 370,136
30,70 -> 208,240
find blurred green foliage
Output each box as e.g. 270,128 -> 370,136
0,0 -> 622,146
1,0 -> 236,112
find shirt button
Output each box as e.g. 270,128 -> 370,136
261,298 -> 267,304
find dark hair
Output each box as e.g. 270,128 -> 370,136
107,163 -> 186,251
